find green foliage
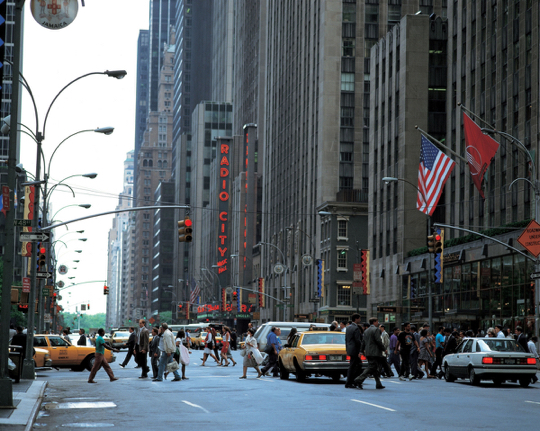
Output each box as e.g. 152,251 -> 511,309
407,219 -> 531,257
159,311 -> 172,324
58,312 -> 106,331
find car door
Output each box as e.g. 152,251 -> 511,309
282,334 -> 300,371
47,336 -> 70,365
449,341 -> 466,378
453,340 -> 473,378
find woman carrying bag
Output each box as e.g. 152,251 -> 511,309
201,326 -> 220,366
239,327 -> 263,379
221,326 -> 237,366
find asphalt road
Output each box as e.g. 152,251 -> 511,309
33,350 -> 540,430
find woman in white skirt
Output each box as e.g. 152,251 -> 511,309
201,326 -> 220,366
239,327 -> 262,379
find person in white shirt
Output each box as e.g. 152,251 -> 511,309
495,325 -> 506,338
527,336 -> 538,384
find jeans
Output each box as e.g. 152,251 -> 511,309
156,351 -> 180,381
410,349 -> 419,377
388,351 -> 401,376
399,350 -> 411,377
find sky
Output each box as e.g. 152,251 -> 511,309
19,1 -> 150,315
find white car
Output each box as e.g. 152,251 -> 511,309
443,337 -> 537,387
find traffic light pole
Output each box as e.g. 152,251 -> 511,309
428,217 -> 433,330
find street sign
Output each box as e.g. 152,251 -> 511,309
37,271 -> 52,279
58,265 -> 68,275
309,297 -> 320,303
531,273 -> 540,280
19,232 -> 50,242
517,220 -> 540,257
14,219 -> 32,227
42,288 -> 50,297
22,277 -> 31,293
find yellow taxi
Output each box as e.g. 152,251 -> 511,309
34,347 -> 52,368
33,334 -> 116,371
192,331 -> 222,349
110,331 -> 131,348
278,330 -> 365,382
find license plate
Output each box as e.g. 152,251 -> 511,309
329,355 -> 343,361
504,358 -> 515,364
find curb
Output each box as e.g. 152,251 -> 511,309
24,381 -> 47,431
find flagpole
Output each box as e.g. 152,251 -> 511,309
415,126 -> 467,163
457,103 -> 494,129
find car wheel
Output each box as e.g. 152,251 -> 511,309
444,365 -> 456,382
85,355 -> 95,372
294,360 -> 306,382
468,367 -> 480,386
519,378 -> 531,388
279,360 -> 289,380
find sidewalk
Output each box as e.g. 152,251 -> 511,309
0,380 -> 47,431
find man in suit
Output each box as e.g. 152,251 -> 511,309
443,328 -> 458,356
119,327 -> 136,368
345,313 -> 363,389
353,317 -> 386,389
77,328 -> 87,346
11,326 -> 28,360
136,319 -> 150,378
515,326 -> 529,352
149,326 -> 161,379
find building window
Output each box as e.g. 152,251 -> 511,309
341,73 -> 355,92
343,39 -> 355,57
338,220 -> 348,239
337,284 -> 351,306
337,249 -> 348,270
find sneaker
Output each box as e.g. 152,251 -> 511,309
172,377 -> 181,382
399,376 -> 406,381
408,374 -> 414,380
119,365 -> 125,368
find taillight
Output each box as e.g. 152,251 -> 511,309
527,358 -> 536,365
305,355 -> 327,361
361,355 -> 367,361
346,355 -> 351,361
482,357 -> 494,364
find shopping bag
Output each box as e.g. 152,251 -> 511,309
180,344 -> 190,365
252,348 -> 264,365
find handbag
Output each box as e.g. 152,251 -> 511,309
264,343 -> 274,355
252,348 -> 264,365
166,359 -> 180,372
180,344 -> 190,365
240,348 -> 247,357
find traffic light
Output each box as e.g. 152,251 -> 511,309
87,304 -> 90,310
427,233 -> 435,254
38,245 -> 47,271
178,217 -> 193,242
258,278 -> 265,308
434,228 -> 445,283
103,285 -> 109,295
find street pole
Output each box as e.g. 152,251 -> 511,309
428,217 -> 433,330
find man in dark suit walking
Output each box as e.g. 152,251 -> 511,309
345,313 -> 363,389
353,317 -> 386,389
515,326 -> 529,352
136,319 -> 150,378
119,327 -> 136,368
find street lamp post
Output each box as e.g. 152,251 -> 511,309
10,66 -> 124,379
481,129 -> 540,340
382,177 -> 433,329
258,241 -> 289,320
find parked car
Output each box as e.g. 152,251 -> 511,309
443,337 -> 537,387
33,334 -> 116,371
278,329 -> 364,382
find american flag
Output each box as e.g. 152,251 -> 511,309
190,280 -> 200,304
417,135 -> 455,216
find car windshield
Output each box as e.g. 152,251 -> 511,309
301,333 -> 345,345
49,337 -> 70,347
478,339 -> 526,353
114,332 -> 129,337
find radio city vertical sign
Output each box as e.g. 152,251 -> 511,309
216,137 -> 233,288
243,124 -> 257,285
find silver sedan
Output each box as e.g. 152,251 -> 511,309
443,337 -> 537,387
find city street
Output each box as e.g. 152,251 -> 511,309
31,350 -> 540,430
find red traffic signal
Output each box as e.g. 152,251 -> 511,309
178,217 -> 193,242
178,303 -> 183,310
103,285 -> 109,295
39,246 -> 46,254
185,219 -> 192,227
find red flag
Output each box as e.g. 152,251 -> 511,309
463,113 -> 500,198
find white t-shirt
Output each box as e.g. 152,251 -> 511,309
496,331 -> 505,338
